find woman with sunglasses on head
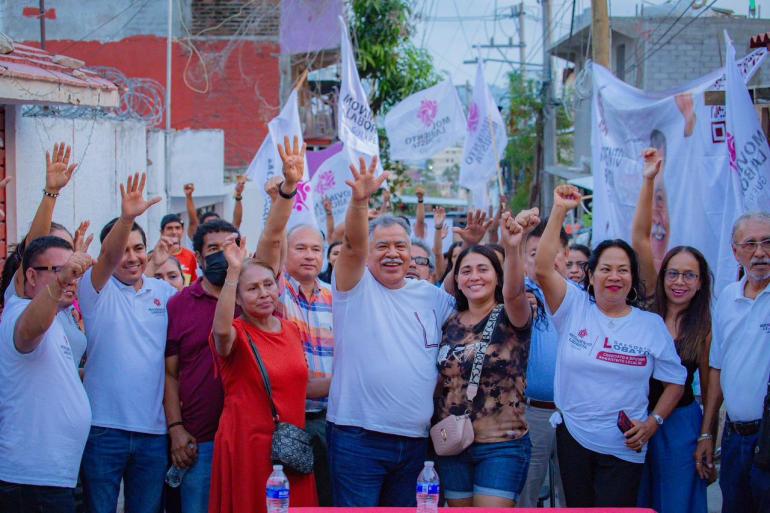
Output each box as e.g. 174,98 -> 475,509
534,184 -> 686,507
632,148 -> 713,513
434,212 -> 533,507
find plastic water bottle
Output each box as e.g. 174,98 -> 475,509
266,464 -> 290,513
165,465 -> 188,488
416,461 -> 440,513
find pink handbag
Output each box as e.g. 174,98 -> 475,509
430,305 -> 502,456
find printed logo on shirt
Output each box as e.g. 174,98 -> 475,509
568,330 -> 591,350
761,322 -> 770,334
596,337 -> 649,366
578,328 -> 588,338
149,297 -> 166,315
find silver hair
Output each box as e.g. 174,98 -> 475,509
368,215 -> 411,240
287,224 -> 325,243
731,212 -> 770,243
410,239 -> 435,269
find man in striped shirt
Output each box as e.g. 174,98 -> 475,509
255,141 -> 334,505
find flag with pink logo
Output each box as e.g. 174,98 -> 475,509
245,89 -> 318,232
459,62 -> 507,189
384,79 -> 466,160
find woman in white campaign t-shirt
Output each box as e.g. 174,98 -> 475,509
532,185 -> 687,508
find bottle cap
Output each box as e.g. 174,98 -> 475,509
273,464 -> 283,470
424,461 -> 434,467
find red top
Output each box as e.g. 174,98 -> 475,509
208,317 -> 317,513
174,247 -> 199,285
165,279 -> 224,442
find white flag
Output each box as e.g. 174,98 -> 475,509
459,62 -> 507,189
337,16 -> 379,156
384,79 -> 466,160
725,33 -> 770,213
245,90 -> 317,233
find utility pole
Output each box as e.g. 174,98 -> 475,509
517,3 -> 526,74
38,0 -> 46,50
540,0 -> 556,212
591,0 -> 611,67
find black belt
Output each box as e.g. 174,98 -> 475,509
306,410 -> 327,420
727,417 -> 761,436
526,398 -> 557,410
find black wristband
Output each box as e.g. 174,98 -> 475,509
42,188 -> 60,198
417,198 -> 424,204
234,196 -> 242,202
278,183 -> 298,199
168,421 -> 184,430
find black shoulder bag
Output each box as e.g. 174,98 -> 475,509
246,333 -> 314,474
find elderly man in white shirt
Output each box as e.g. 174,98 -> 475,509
696,212 -> 770,513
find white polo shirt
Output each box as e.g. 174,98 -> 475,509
0,294 -> 91,487
328,268 -> 455,437
710,277 -> 770,422
79,269 -> 177,434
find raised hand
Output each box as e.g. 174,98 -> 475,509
222,235 -> 247,272
345,155 -> 387,202
514,207 -> 541,235
276,135 -> 306,188
433,206 -> 446,229
59,252 -> 94,286
454,209 -> 493,247
553,184 -> 581,211
323,196 -> 333,215
235,175 -> 246,196
151,237 -> 174,266
73,221 -> 93,253
415,186 -> 425,202
120,172 -> 161,221
264,176 -> 284,203
45,142 -> 78,193
500,212 -> 524,249
642,147 -> 663,180
184,183 -> 195,197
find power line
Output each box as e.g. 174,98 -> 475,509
58,0 -> 148,53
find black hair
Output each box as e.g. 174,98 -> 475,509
485,243 -> 505,264
326,240 -> 342,260
525,283 -> 549,330
569,243 -> 591,259
22,236 -> 73,276
654,246 -> 713,365
199,211 -> 220,225
452,245 -> 505,312
440,241 -> 463,283
99,217 -> 147,246
582,239 -> 645,308
529,218 -> 569,248
193,219 -> 239,254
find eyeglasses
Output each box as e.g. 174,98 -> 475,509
413,256 -> 430,267
664,269 -> 699,283
31,265 -> 63,274
734,239 -> 770,253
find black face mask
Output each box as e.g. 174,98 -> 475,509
203,251 -> 229,287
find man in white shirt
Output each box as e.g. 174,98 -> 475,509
696,212 -> 770,513
0,236 -> 92,513
327,157 -> 456,507
78,174 -> 176,513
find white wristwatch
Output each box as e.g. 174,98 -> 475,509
652,413 -> 664,425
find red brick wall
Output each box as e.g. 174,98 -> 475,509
37,36 -> 281,170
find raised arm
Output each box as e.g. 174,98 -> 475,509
335,156 -> 386,292
212,236 -> 247,357
432,207 -> 447,280
232,175 -> 245,229
323,197 -> 336,242
534,185 -> 581,313
415,187 -> 426,239
28,143 -> 78,242
631,148 -> 663,294
487,201 -> 503,244
15,252 -> 92,353
90,173 -> 161,292
442,209 -> 492,294
500,212 -> 531,327
184,183 -> 198,240
145,237 -> 174,277
255,136 -> 305,275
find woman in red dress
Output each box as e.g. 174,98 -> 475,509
209,235 -> 317,513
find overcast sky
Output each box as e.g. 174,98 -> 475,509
414,0 -> 763,89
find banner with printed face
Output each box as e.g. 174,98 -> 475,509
591,46 -> 768,295
459,62 -> 507,189
384,79 -> 466,160
245,90 -> 317,233
337,16 -> 379,157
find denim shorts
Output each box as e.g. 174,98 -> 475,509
436,435 -> 532,501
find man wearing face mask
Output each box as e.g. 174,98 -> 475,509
163,219 -> 239,513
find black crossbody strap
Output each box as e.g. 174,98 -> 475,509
465,304 -> 503,401
246,332 -> 280,423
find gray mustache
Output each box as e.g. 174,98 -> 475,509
382,258 -> 404,265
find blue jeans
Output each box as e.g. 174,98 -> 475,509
81,426 -> 168,513
180,441 -> 213,513
0,480 -> 75,513
437,436 -> 532,502
720,420 -> 770,513
327,422 -> 428,507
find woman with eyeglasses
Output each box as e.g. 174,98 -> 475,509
632,147 -> 714,513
